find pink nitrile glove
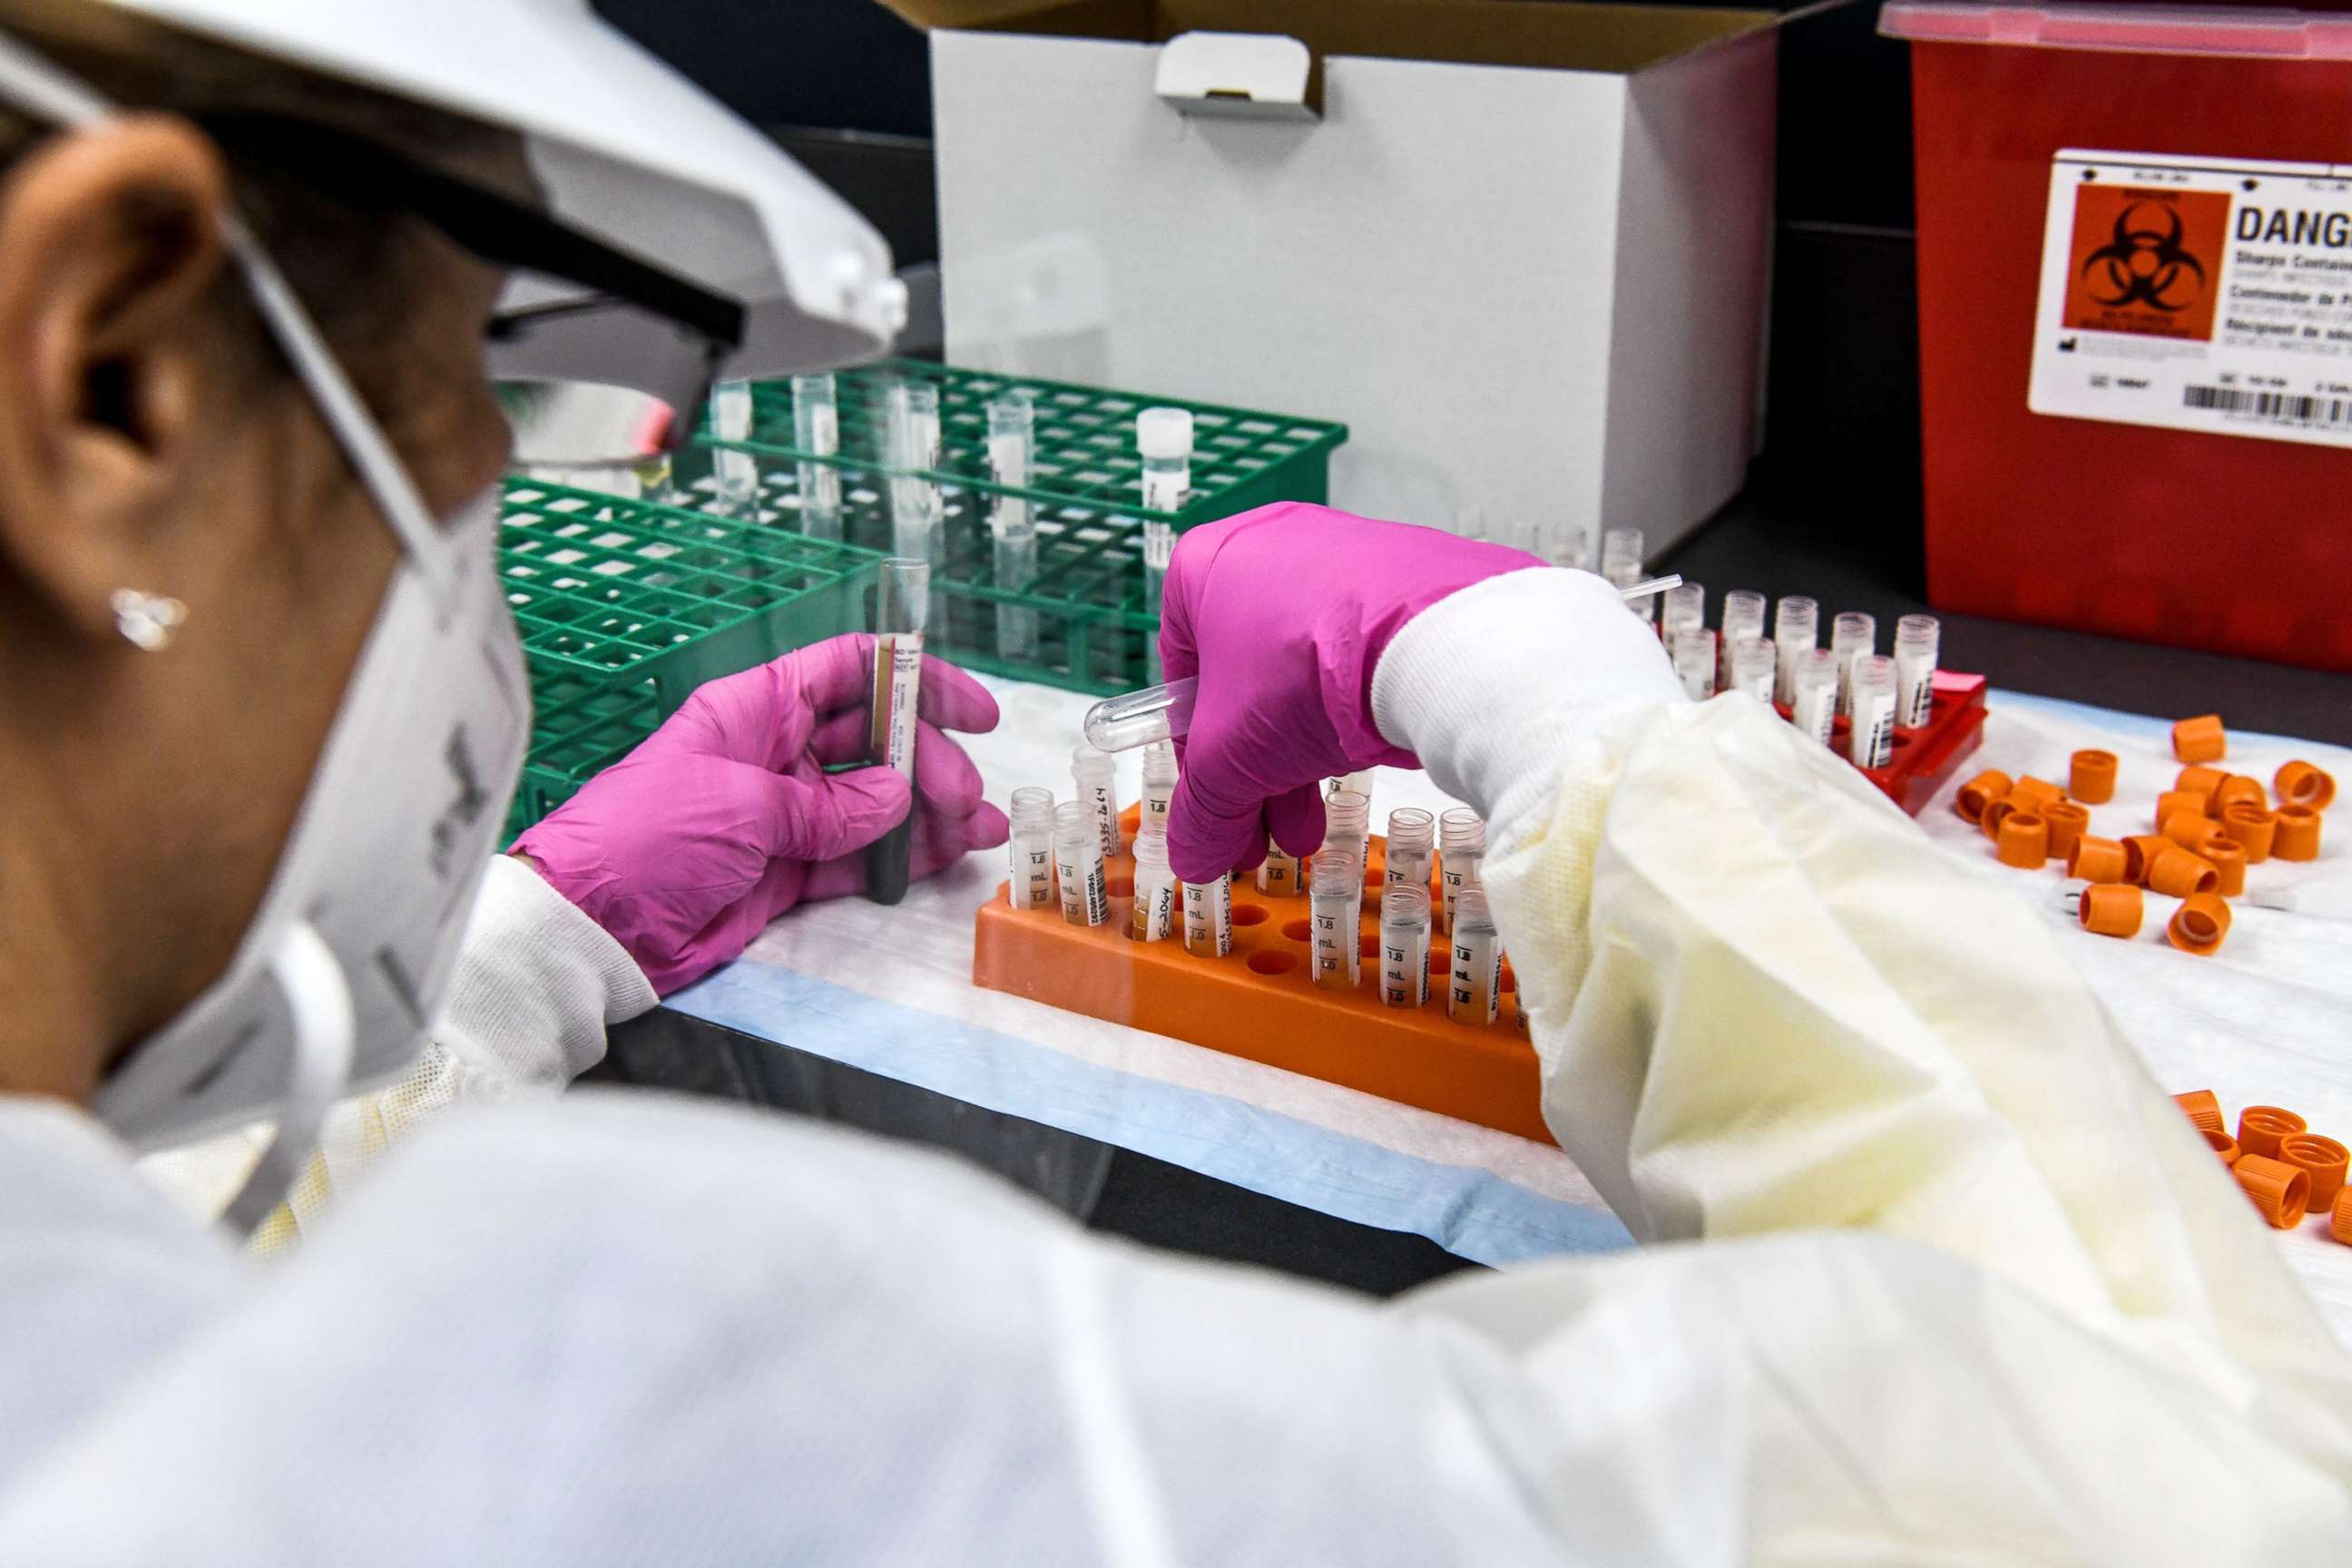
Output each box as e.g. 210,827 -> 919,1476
1158,504 -> 1544,884
512,634 -> 1009,995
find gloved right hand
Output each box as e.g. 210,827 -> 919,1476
1156,504 -> 1544,883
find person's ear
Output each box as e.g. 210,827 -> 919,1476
0,114 -> 230,642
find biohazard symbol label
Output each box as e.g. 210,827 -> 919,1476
2062,184 -> 2230,341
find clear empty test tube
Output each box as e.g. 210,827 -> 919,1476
1130,831 -> 1179,943
1730,635 -> 1777,703
1772,595 -> 1819,708
1830,612 -> 1877,719
1447,888 -> 1503,1026
986,392 -> 1039,663
1386,808 -> 1436,890
1183,871 -> 1233,958
887,379 -> 943,561
1309,853 -> 1364,990
1661,581 -> 1705,646
1006,787 -> 1056,911
1072,743 -> 1122,861
1140,740 -> 1177,840
791,372 -> 842,539
1847,654 -> 1899,769
1671,627 -> 1719,701
1601,527 -> 1652,624
1894,613 -> 1940,730
1787,646 -> 1839,748
864,558 -> 927,906
1138,407 -> 1193,513
1438,808 -> 1485,929
1720,590 -> 1767,690
1142,519 -> 1174,685
1324,788 -> 1372,875
1379,885 -> 1433,1008
710,379 -> 758,517
1053,801 -> 1109,928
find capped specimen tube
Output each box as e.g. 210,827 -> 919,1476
1142,519 -> 1174,685
1730,635 -> 1777,703
987,392 -> 1039,662
1053,801 -> 1109,928
791,371 -> 841,539
1139,740 -> 1178,840
1671,627 -> 1718,701
1789,647 -> 1839,747
1438,808 -> 1485,929
710,378 -> 757,517
1848,653 -> 1899,769
1006,786 -> 1056,910
1379,885 -> 1433,1007
1831,611 -> 1877,719
1720,589 -> 1767,689
1448,888 -> 1503,1025
1386,807 -> 1436,890
1894,612 -> 1940,730
1130,831 -> 1178,943
1137,407 -> 1194,513
1661,581 -> 1705,644
1773,595 -> 1819,707
1072,742 -> 1122,860
1309,852 -> 1364,989
864,557 -> 928,906
1183,870 -> 1233,958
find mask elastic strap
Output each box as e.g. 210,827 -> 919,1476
220,922 -> 356,1236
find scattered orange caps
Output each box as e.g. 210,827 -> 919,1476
2068,836 -> 2128,883
2238,1106 -> 2307,1161
2220,803 -> 2277,863
2210,776 -> 2267,818
2173,1089 -> 2224,1133
2077,882 -> 2142,938
1954,769 -> 2011,824
2276,760 -> 2336,811
2160,808 -> 2223,856
2008,776 -> 2065,811
2177,763 -> 2228,800
2146,845 -> 2220,899
2336,1188 -> 2352,1247
2206,1128 -> 2241,1166
2167,891 -> 2231,955
2233,1153 -> 2309,1229
2154,791 -> 2211,832
2274,805 -> 2322,862
2280,1133 -> 2350,1211
2204,838 -> 2247,897
1982,796 -> 2022,841
2041,800 -> 2090,861
2172,713 -> 2226,763
2069,750 -> 2118,803
1996,810 -> 2050,869
2122,834 -> 2171,885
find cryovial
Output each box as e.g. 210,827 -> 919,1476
1324,788 -> 1372,871
1789,647 -> 1839,747
1448,888 -> 1503,1026
1142,519 -> 1174,686
1006,787 -> 1056,911
1438,808 -> 1485,929
1772,595 -> 1818,708
1671,627 -> 1718,701
1661,581 -> 1705,644
1336,771 -> 1376,858
710,379 -> 758,517
1130,832 -> 1179,943
1184,871 -> 1234,958
1072,742 -> 1122,860
864,558 -> 927,906
1258,838 -> 1303,896
1847,654 -> 1899,769
1830,612 -> 1876,719
1138,407 -> 1194,513
886,379 -> 943,565
1379,885 -> 1433,1008
1894,613 -> 1940,730
1052,801 -> 1109,927
1140,740 -> 1178,839
1386,807 -> 1436,890
1730,635 -> 1777,703
1720,590 -> 1767,689
1547,523 -> 1595,573
1308,853 -> 1364,989
791,372 -> 842,538
1601,527 -> 1653,623
987,393 -> 1039,662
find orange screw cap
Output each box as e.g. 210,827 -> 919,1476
2068,750 -> 2118,803
2145,845 -> 2220,898
2122,834 -> 2171,884
2336,1188 -> 2352,1247
2160,809 -> 2223,855
2206,1129 -> 2240,1166
2203,838 -> 2247,897
2220,804 -> 2277,863
2166,892 -> 2231,956
2171,714 -> 2226,763
2276,760 -> 2336,811
2068,836 -> 2128,883
1981,796 -> 2021,841
2233,1154 -> 2309,1229
2210,776 -> 2266,818
2273,805 -> 2323,862
2173,1089 -> 2224,1134
2280,1134 -> 2351,1212
2238,1106 -> 2307,1161
1954,769 -> 2011,824
2008,776 -> 2065,811
1995,811 -> 2050,868
2176,763 -> 2228,800
2041,800 -> 2090,861
2077,883 -> 2142,938
2155,789 -> 2212,828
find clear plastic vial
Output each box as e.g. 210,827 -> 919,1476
1894,612 -> 1940,730
1072,743 -> 1121,861
1324,789 -> 1372,870
1437,808 -> 1485,929
1847,653 -> 1900,769
1130,832 -> 1178,943
986,393 -> 1039,662
1006,786 -> 1056,910
1830,612 -> 1877,719
1789,647 -> 1840,747
1386,807 -> 1436,890
1671,627 -> 1719,701
790,372 -> 841,537
1772,595 -> 1819,707
1601,527 -> 1652,623
1183,871 -> 1234,958
1720,590 -> 1767,689
1547,524 -> 1594,573
1308,853 -> 1364,989
710,379 -> 758,517
1730,635 -> 1777,703
1661,581 -> 1706,643
1447,888 -> 1503,1026
1052,800 -> 1108,928
1379,885 -> 1433,1008
1137,407 -> 1193,513
1141,519 -> 1174,685
1140,740 -> 1178,840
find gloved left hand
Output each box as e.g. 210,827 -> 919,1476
513,634 -> 1008,994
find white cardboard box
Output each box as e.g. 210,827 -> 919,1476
926,2 -> 1782,558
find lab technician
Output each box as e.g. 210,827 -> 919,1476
0,3 -> 2346,1563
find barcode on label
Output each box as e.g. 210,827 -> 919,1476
2182,387 -> 2352,428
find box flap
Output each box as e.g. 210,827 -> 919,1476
1156,30 -> 1319,116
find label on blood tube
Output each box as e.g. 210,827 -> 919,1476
2029,151 -> 2352,451
1896,652 -> 1936,730
1132,878 -> 1177,941
1142,781 -> 1173,838
1448,930 -> 1501,1025
1016,841 -> 1054,909
1310,903 -> 1353,985
1791,681 -> 1838,748
1142,466 -> 1187,513
870,634 -> 923,781
1381,929 -> 1430,1007
1055,850 -> 1108,926
1088,782 -> 1121,859
1851,687 -> 1897,769
1258,848 -> 1299,895
1440,860 -> 1479,929
1183,875 -> 1232,956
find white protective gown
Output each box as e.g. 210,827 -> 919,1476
0,567 -> 2345,1563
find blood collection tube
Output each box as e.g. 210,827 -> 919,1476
1848,654 -> 1899,769
1138,407 -> 1193,513
1448,888 -> 1503,1026
1386,807 -> 1436,890
1661,581 -> 1705,645
1325,788 -> 1372,871
864,558 -> 926,906
791,371 -> 841,539
1309,853 -> 1364,989
1142,518 -> 1174,685
1184,871 -> 1234,958
1380,886 -> 1433,1007
1772,595 -> 1818,707
1072,742 -> 1122,860
1730,635 -> 1777,702
987,392 -> 1039,662
1140,740 -> 1177,840
1052,801 -> 1108,927
1438,808 -> 1485,929
1671,627 -> 1718,701
1831,612 -> 1877,718
1006,786 -> 1056,911
1789,647 -> 1839,747
1130,832 -> 1178,943
710,378 -> 758,517
1719,590 -> 1766,689
1601,527 -> 1652,623
1894,613 -> 1940,730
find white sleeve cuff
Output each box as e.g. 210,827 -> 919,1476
1370,569 -> 1685,836
433,856 -> 659,1093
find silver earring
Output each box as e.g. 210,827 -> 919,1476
110,589 -> 187,652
